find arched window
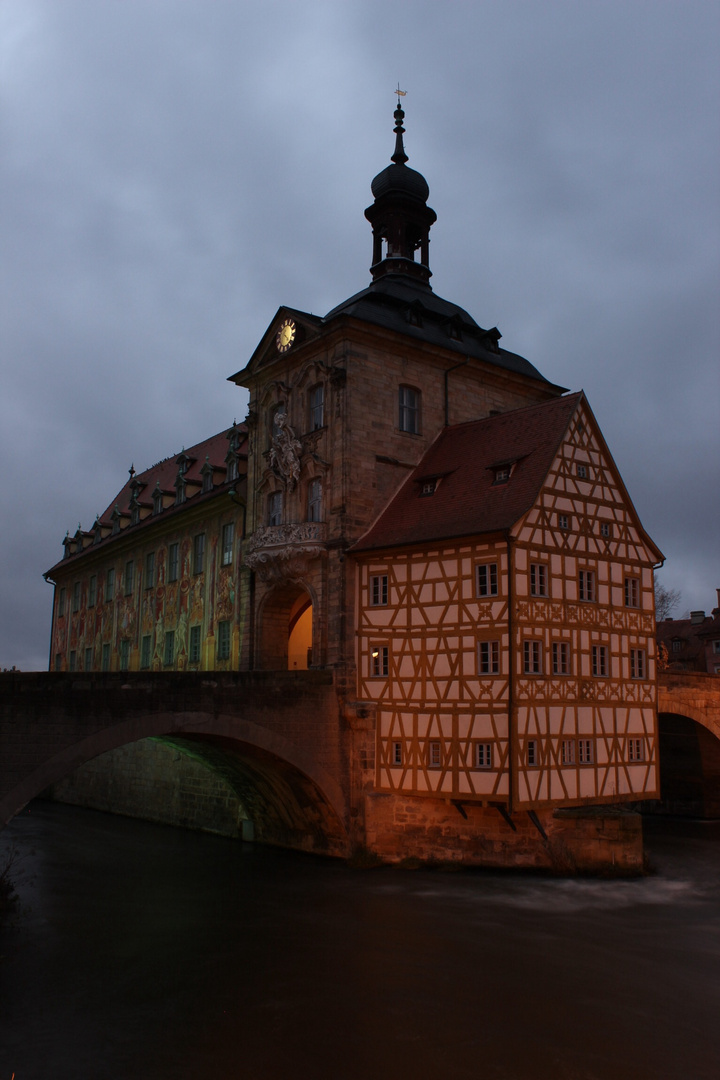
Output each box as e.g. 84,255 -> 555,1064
307,478 -> 322,522
399,385 -> 421,434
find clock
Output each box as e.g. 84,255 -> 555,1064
276,318 -> 296,353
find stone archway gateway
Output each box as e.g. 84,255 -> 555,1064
258,583 -> 313,671
655,674 -> 720,818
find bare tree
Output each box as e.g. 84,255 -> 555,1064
654,581 -> 681,621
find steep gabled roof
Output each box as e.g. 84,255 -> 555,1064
351,394 -> 583,552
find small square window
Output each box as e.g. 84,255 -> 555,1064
392,741 -> 403,766
428,741 -> 442,768
475,742 -> 493,769
370,575 -> 388,606
476,562 -> 498,597
478,640 -> 500,674
527,739 -> 538,767
558,514 -> 569,530
493,466 -> 510,485
420,479 -> 437,496
189,625 -> 201,664
600,522 -> 612,538
530,563 -> 548,597
371,645 -> 389,677
576,464 -> 587,479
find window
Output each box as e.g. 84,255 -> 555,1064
476,563 -> 498,597
398,385 -> 420,434
69,650 -> 76,672
578,739 -> 593,764
193,534 -> 205,575
58,587 -> 66,617
523,640 -> 542,674
713,641 -> 720,654
526,739 -> 538,767
420,478 -> 437,496
221,523 -> 234,567
600,522 -> 612,538
493,466 -> 510,485
428,741 -> 442,768
124,560 -> 134,596
140,635 -> 152,669
561,739 -> 575,765
217,620 -> 231,661
371,575 -> 388,606
152,485 -> 164,515
105,567 -> 115,602
371,644 -> 389,677
88,575 -> 97,608
625,577 -> 640,608
101,643 -> 111,672
558,514 -> 569,530
309,384 -> 324,430
72,582 -> 81,613
145,551 -> 155,589
189,625 -> 201,664
119,640 -> 130,671
628,738 -> 644,762
202,465 -> 213,494
630,649 -> 646,679
268,491 -> 283,527
168,542 -> 179,583
392,741 -> 403,766
478,641 -> 500,674
307,478 -> 322,522
579,569 -> 595,602
163,630 -> 175,668
576,464 -> 588,479
530,563 -> 548,597
475,743 -> 493,769
83,646 -> 92,671
552,642 -> 570,675
592,645 -> 608,677
672,639 -> 682,653
226,454 -> 238,483
175,478 -> 186,506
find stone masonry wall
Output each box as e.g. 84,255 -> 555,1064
46,737 -> 247,838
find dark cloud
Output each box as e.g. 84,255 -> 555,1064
2,0 -> 718,667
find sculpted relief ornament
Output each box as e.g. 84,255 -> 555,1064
244,522 -> 327,582
269,412 -> 302,492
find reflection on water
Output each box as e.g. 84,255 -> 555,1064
1,803 -> 719,1080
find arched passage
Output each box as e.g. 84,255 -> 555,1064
655,712 -> 720,818
258,583 -> 314,671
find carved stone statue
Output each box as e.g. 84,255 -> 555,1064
269,412 -> 302,491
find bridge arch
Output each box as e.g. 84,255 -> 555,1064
0,672 -> 350,856
655,675 -> 720,818
257,580 -> 317,671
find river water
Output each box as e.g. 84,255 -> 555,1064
1,803 -> 719,1080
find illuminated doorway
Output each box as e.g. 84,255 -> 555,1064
258,584 -> 313,671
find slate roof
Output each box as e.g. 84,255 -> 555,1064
351,394 -> 584,553
324,276 -> 560,387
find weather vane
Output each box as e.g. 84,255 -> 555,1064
395,83 -> 407,103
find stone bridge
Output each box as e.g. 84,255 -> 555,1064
657,672 -> 720,817
0,670 -> 354,856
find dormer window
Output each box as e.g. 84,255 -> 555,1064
201,457 -> 214,494
226,452 -> 238,483
493,465 -> 511,485
152,483 -> 164,516
175,476 -> 186,506
92,516 -> 103,544
111,505 -> 122,535
420,478 -> 438,496
176,452 -> 190,476
407,300 -> 424,327
129,496 -> 140,526
227,422 -> 241,453
447,316 -> 463,341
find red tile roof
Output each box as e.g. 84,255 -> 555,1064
351,394 -> 583,552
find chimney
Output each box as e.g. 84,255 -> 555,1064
690,610 -> 705,625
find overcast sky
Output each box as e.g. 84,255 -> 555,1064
2,0 -> 718,669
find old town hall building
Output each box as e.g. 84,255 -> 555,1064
45,104 -> 663,864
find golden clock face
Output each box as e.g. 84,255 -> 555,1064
276,318 -> 296,353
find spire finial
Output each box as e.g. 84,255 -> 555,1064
392,86 -> 408,165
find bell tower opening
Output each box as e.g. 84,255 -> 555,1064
258,583 -> 313,671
